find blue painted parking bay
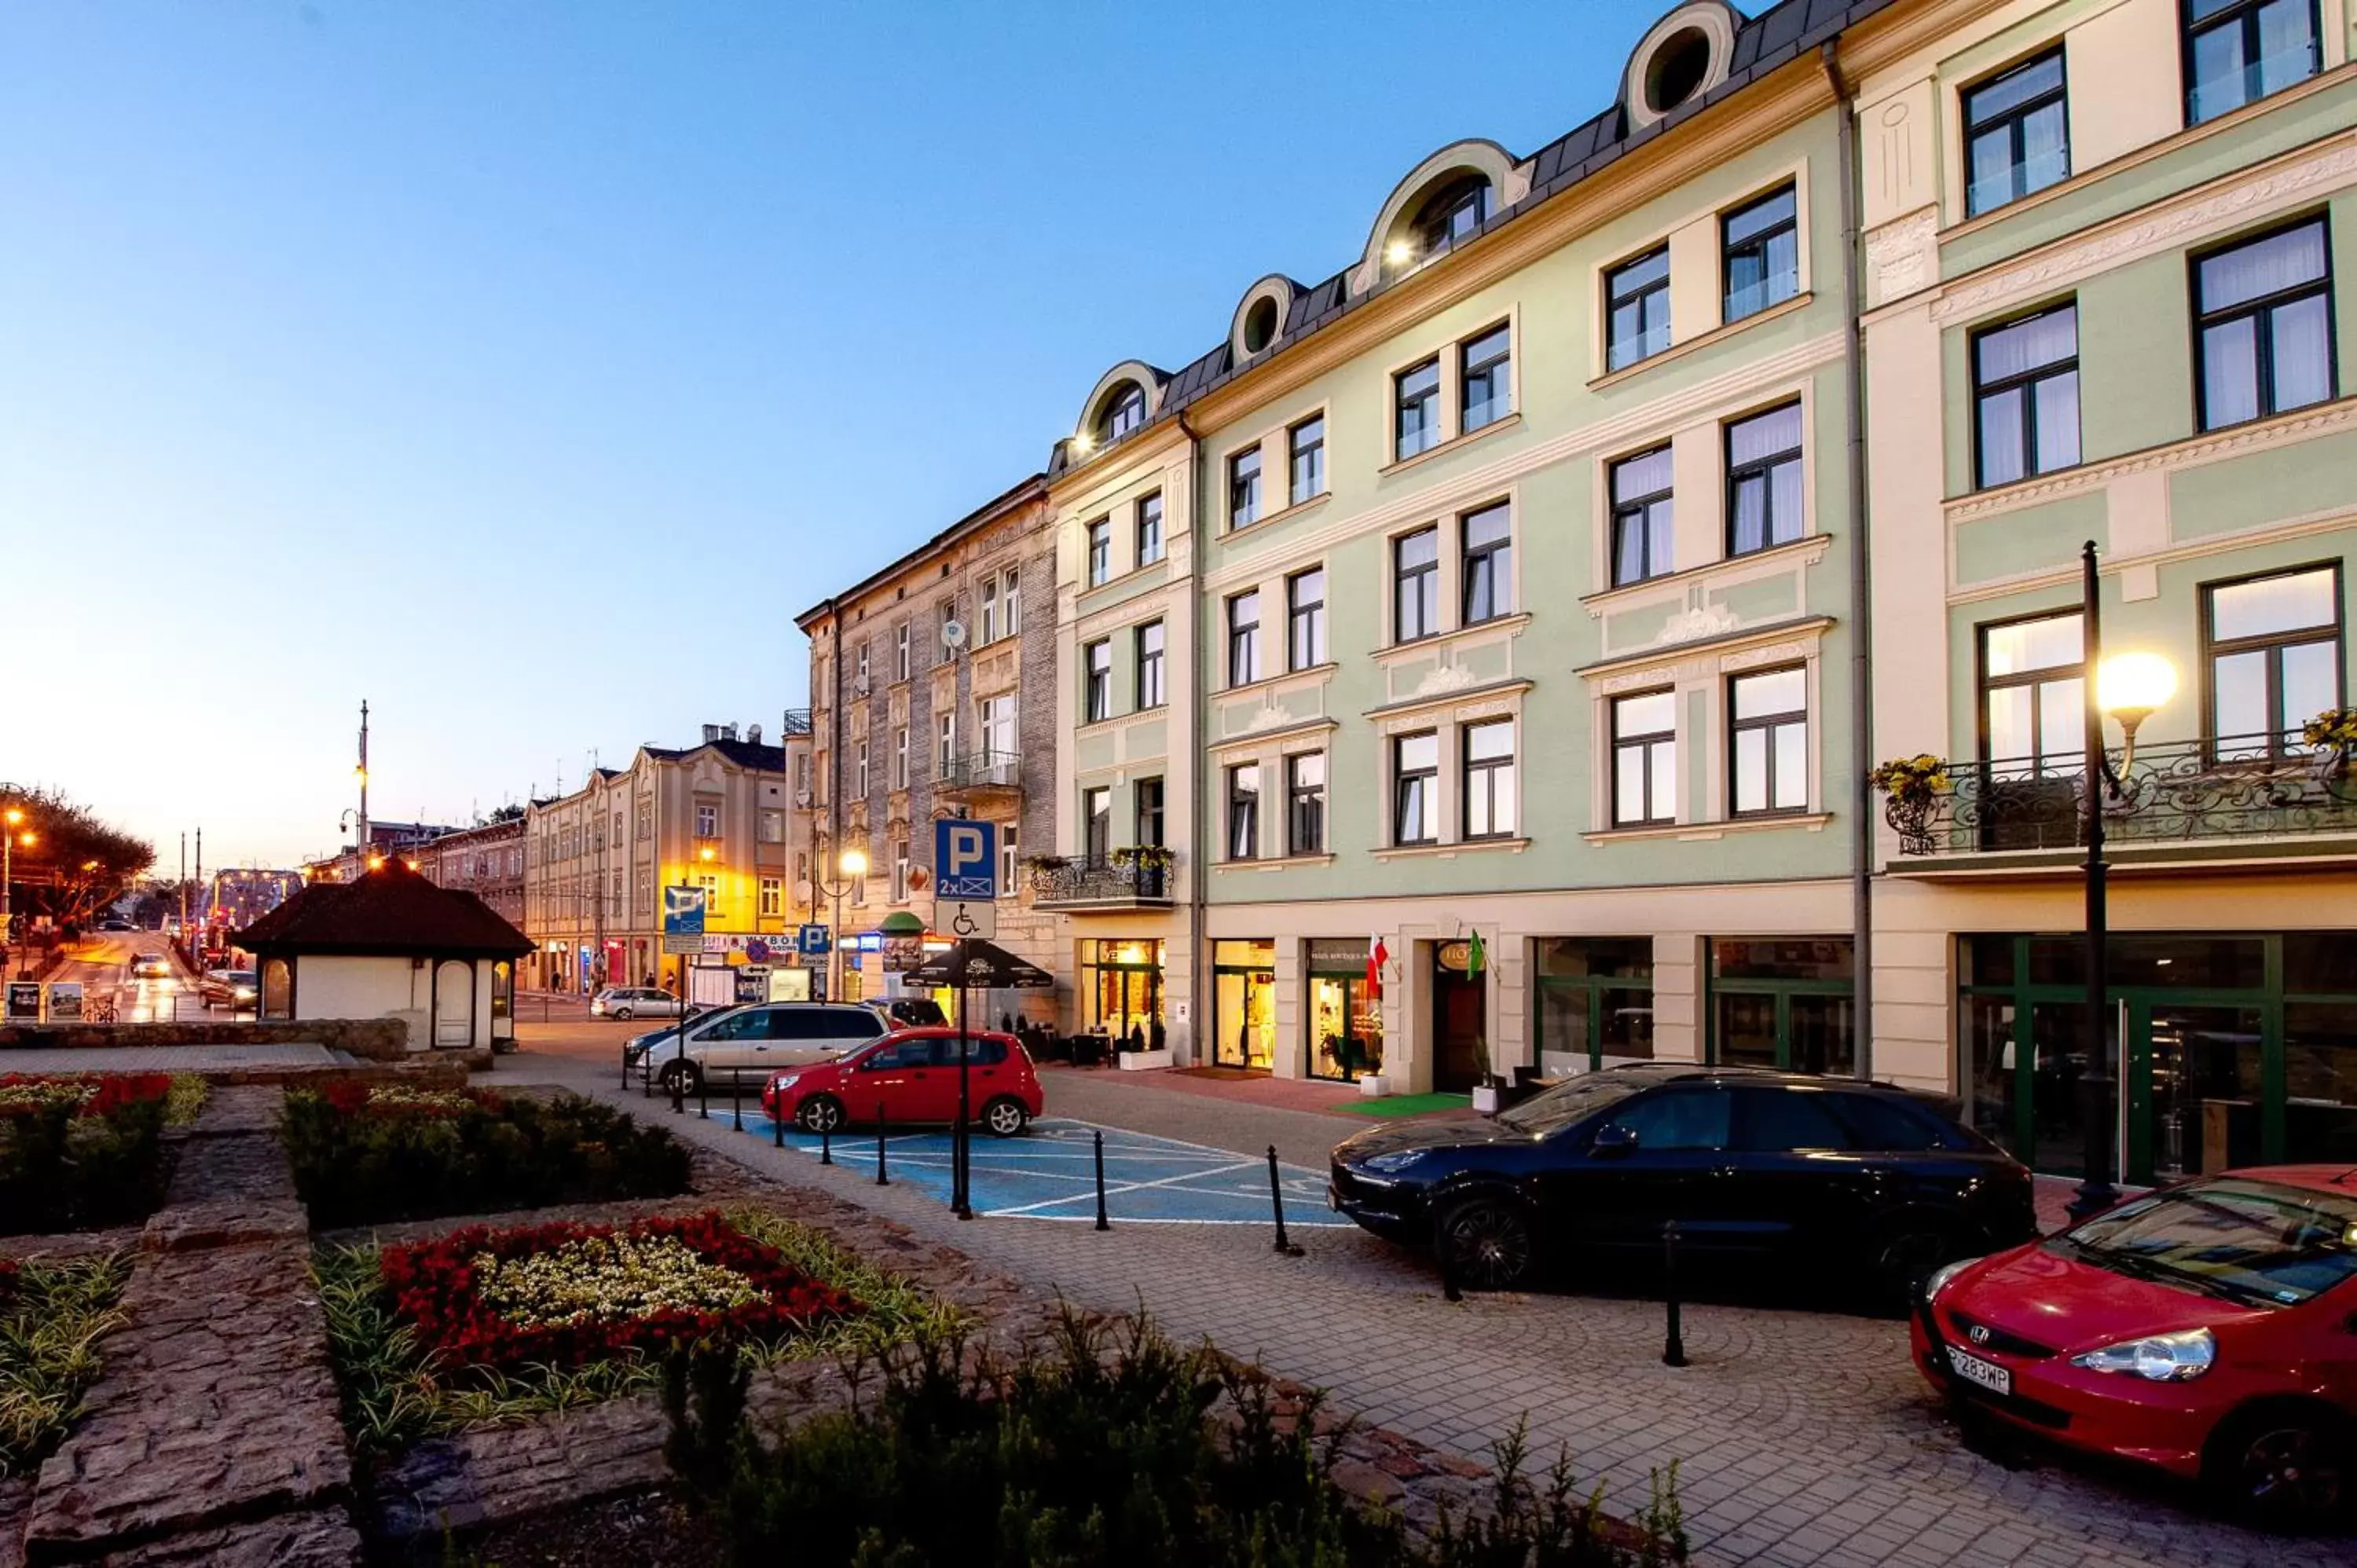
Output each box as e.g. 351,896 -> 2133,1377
729,1115 -> 1351,1228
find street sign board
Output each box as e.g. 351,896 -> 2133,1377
661,933 -> 704,955
4,982 -> 39,1023
940,899 -> 997,940
933,819 -> 996,900
744,938 -> 771,963
662,885 -> 707,937
45,982 -> 83,1021
797,923 -> 830,956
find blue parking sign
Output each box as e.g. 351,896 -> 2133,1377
797,923 -> 830,956
934,819 -> 996,900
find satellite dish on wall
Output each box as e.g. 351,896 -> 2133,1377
942,619 -> 968,649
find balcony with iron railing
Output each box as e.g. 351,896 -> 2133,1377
1029,852 -> 1175,910
936,749 -> 1025,801
1883,735 -> 2357,868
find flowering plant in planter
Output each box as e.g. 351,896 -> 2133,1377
2301,707 -> 2357,752
0,1073 -> 173,1119
1868,755 -> 1952,799
378,1211 -> 855,1374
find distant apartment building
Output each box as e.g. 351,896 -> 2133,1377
301,820 -> 462,887
797,475 -> 1061,1013
521,720 -> 812,995
407,815 -> 526,926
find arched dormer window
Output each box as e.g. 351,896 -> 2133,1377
1099,383 -> 1146,443
1409,175 -> 1494,262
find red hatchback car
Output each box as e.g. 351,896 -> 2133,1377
1913,1166 -> 2357,1529
759,1027 -> 1042,1139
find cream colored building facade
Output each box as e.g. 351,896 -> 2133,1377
522,724 -> 811,996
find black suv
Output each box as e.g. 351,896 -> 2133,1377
1331,1064 -> 2036,1300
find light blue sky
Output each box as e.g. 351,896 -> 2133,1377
2,0 -> 1677,869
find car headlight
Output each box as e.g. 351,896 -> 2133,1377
1922,1258 -> 1979,1302
1361,1149 -> 1431,1175
2070,1327 -> 2215,1382
770,1073 -> 800,1092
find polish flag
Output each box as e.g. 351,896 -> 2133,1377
1366,933 -> 1389,994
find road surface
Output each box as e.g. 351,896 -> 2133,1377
37,930 -> 215,1022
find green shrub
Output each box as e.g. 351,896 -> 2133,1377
0,1093 -> 171,1236
283,1088 -> 692,1228
0,1251 -> 131,1476
672,1309 -> 1683,1568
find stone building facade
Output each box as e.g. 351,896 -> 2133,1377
407,816 -> 526,927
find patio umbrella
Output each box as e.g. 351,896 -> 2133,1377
901,939 -> 1054,1221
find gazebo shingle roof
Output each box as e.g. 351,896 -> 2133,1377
234,859 -> 533,958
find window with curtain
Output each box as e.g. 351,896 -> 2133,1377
2204,566 -> 2342,760
1461,720 -> 1517,838
1611,447 -> 1675,586
2195,219 -> 2334,430
1288,567 -> 1327,670
1722,185 -> 1798,323
1288,753 -> 1326,854
1230,446 -> 1263,528
1725,403 -> 1804,555
1461,502 -> 1512,625
1226,764 -> 1260,860
1288,416 -> 1325,505
1394,527 -> 1439,641
1461,324 -> 1512,433
1729,667 -> 1809,815
1395,358 -> 1441,460
1135,776 -> 1164,847
1136,492 -> 1164,566
1607,247 -> 1670,370
1613,690 -> 1677,826
2185,0 -> 2320,123
1978,611 -> 2084,772
1963,50 -> 2069,216
1973,304 -> 2080,487
1393,732 -> 1439,844
1228,589 -> 1263,686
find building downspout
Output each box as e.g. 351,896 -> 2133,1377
827,595 -> 844,996
1177,409 -> 1206,1067
1822,41 -> 1873,1081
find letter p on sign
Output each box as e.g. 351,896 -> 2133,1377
934,819 -> 996,900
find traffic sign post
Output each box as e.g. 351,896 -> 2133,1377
932,819 -> 998,1225
797,923 -> 830,957
662,886 -> 708,969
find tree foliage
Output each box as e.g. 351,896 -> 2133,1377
0,785 -> 154,930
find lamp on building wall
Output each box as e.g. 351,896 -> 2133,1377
2069,537 -> 2179,1223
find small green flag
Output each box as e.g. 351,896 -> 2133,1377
1464,929 -> 1486,975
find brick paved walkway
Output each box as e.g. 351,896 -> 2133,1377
0,1044 -> 344,1072
507,1051 -> 2344,1568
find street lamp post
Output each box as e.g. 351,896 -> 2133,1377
814,847 -> 866,1003
2,809 -> 27,975
2068,541 -> 2178,1223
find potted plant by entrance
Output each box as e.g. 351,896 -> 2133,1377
1470,1068 -> 1506,1116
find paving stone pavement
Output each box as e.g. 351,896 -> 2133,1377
511,1053 -> 2352,1568
0,1045 -> 344,1073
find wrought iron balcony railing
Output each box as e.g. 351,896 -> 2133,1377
1886,736 -> 2357,857
1029,855 -> 1173,907
937,749 -> 1024,793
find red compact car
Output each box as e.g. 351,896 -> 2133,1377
1912,1165 -> 2357,1529
759,1027 -> 1041,1139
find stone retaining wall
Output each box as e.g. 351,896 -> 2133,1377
0,1020 -> 412,1061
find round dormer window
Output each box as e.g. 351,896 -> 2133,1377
1644,27 -> 1711,115
1242,296 -> 1278,355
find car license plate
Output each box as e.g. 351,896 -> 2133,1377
1945,1345 -> 2011,1398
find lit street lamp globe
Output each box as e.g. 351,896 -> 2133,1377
2097,651 -> 2177,731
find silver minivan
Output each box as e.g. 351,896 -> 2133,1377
625,1002 -> 886,1095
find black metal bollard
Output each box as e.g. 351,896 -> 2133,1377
1266,1145 -> 1303,1258
1662,1220 -> 1687,1368
1093,1130 -> 1109,1232
819,1114 -> 832,1166
622,1050 -> 631,1091
1436,1211 -> 1463,1303
698,1061 -> 709,1120
670,1060 -> 684,1116
772,1093 -> 783,1148
874,1102 -> 889,1186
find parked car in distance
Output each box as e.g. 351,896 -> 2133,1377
200,969 -> 258,1009
589,986 -> 685,1021
761,1027 -> 1041,1138
98,918 -> 134,932
128,952 -> 171,980
624,1002 -> 887,1096
1915,1167 -> 2357,1530
867,995 -> 948,1028
1329,1064 -> 2038,1299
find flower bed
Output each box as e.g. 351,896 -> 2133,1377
282,1086 -> 692,1226
0,1074 -> 191,1236
381,1211 -> 854,1374
0,1251 -> 132,1476
320,1207 -> 952,1457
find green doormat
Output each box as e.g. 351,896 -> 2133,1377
1334,1092 -> 1472,1119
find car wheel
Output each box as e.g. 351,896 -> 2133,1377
1436,1196 -> 1537,1291
611,1007 -> 632,1021
2208,1404 -> 2354,1530
1871,1219 -> 1967,1308
981,1097 -> 1028,1138
796,1095 -> 845,1135
658,1060 -> 701,1097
